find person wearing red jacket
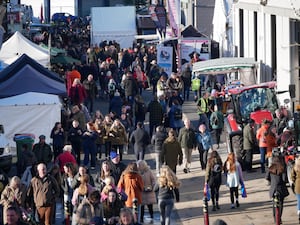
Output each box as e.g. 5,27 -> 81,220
55,145 -> 77,173
68,78 -> 87,105
256,119 -> 272,173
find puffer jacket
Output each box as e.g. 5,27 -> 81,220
27,174 -> 60,208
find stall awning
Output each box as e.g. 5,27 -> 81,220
192,57 -> 257,74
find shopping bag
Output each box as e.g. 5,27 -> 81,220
241,183 -> 247,198
204,183 -> 211,201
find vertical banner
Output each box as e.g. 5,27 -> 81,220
167,0 -> 179,36
157,45 -> 173,76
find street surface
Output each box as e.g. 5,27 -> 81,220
9,89 -> 299,225
91,89 -> 299,225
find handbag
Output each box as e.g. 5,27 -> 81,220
204,183 -> 211,201
241,183 -> 247,198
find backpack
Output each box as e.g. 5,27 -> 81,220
212,116 -> 219,126
76,197 -> 95,225
174,107 -> 183,120
108,82 -> 116,92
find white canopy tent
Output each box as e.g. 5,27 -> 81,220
0,92 -> 62,147
0,31 -> 49,67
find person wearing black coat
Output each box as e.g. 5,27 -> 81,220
151,126 -> 167,176
123,71 -> 138,105
266,155 -> 289,223
68,120 -> 83,165
130,122 -> 150,161
148,96 -> 164,137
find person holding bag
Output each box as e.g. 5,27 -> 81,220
154,165 -> 181,225
223,152 -> 244,209
205,151 -> 223,211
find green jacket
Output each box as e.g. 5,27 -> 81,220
161,138 -> 183,171
178,127 -> 196,149
243,123 -> 255,150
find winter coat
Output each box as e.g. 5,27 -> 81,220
55,151 -> 77,173
161,138 -> 183,172
68,126 -> 83,145
83,79 -> 98,98
123,76 -> 138,97
69,84 -> 87,105
82,131 -> 98,152
32,143 -> 53,164
291,167 -> 300,194
178,127 -> 196,149
205,158 -> 222,187
0,184 -> 27,224
140,170 -> 156,205
50,128 -> 65,149
130,128 -> 150,152
243,123 -> 255,150
110,126 -> 127,146
151,131 -> 167,153
148,100 -> 164,125
266,170 -> 289,199
27,174 -> 60,208
117,172 -> 144,207
109,96 -> 123,117
168,104 -> 183,129
196,131 -> 212,151
256,124 -> 269,148
154,184 -> 175,200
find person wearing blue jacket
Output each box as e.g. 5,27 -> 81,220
196,124 -> 213,170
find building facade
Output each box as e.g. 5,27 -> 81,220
232,0 -> 300,107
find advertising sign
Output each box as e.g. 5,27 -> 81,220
181,39 -> 210,65
157,45 -> 173,76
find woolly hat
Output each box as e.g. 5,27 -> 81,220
110,151 -> 119,159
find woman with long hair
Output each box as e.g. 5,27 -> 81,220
266,155 -> 289,223
154,165 -> 181,225
61,162 -> 77,224
223,152 -> 244,209
291,157 -> 300,222
95,160 -> 115,191
50,122 -> 65,159
71,174 -> 95,225
109,119 -> 128,161
205,150 -> 223,211
137,160 -> 156,223
117,162 -> 144,222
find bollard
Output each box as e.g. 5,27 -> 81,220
203,196 -> 209,225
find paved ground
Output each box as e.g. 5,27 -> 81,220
8,89 -> 300,224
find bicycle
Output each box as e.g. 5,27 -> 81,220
273,191 -> 281,225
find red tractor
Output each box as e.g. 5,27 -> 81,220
225,81 -> 279,164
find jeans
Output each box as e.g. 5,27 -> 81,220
259,147 -> 266,172
158,198 -> 174,225
296,194 -> 300,213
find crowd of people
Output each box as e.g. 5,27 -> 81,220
1,18 -> 300,225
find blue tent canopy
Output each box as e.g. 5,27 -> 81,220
0,54 -> 66,98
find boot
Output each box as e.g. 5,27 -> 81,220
212,204 -> 216,211
216,201 -> 220,209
